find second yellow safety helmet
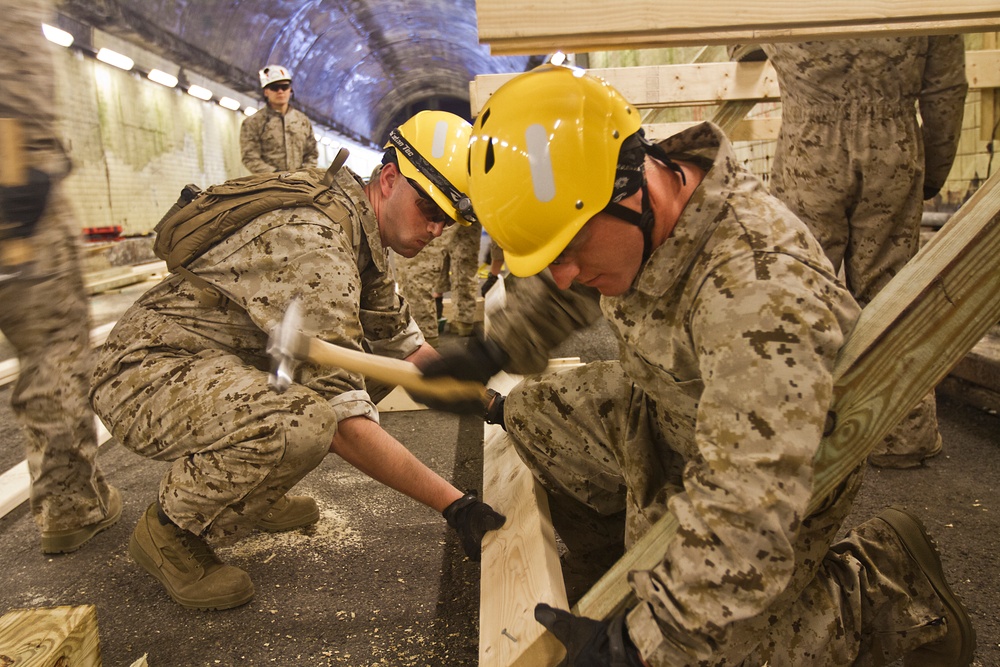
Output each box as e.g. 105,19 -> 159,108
385,110 -> 477,226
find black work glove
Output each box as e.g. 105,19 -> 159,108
419,334 -> 508,385
409,335 -> 509,416
923,183 -> 943,201
0,168 -> 52,239
535,604 -> 644,667
481,272 -> 499,297
442,490 -> 506,561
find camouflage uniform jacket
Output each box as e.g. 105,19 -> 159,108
92,167 -> 423,424
763,36 -> 967,196
488,123 -> 862,659
240,105 -> 319,174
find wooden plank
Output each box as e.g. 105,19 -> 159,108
471,61 -> 781,116
470,51 -> 1000,117
0,605 -> 101,667
479,359 -> 584,666
476,2 -> 1000,55
506,140 -> 1000,660
480,372 -> 567,667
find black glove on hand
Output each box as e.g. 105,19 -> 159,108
408,335 -> 509,417
534,603 -> 644,667
481,272 -> 499,297
442,491 -> 506,561
0,168 -> 51,239
923,183 -> 942,201
419,334 -> 508,385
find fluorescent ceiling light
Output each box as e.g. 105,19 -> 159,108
147,69 -> 178,88
96,48 -> 134,71
42,24 -> 74,48
219,97 -> 241,111
243,106 -> 258,116
187,84 -> 212,101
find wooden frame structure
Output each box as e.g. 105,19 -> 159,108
476,2 -> 1000,55
470,51 -> 1000,142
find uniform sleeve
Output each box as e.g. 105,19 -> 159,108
240,115 -> 276,175
484,271 -> 604,375
627,252 -> 849,663
357,258 -> 424,360
920,35 -> 968,198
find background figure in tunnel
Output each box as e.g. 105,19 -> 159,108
0,0 -> 121,555
759,37 -> 968,468
240,64 -> 319,174
91,110 -> 502,610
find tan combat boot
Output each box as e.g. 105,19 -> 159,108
41,485 -> 123,554
129,503 -> 254,610
255,495 -> 319,532
876,506 -> 976,667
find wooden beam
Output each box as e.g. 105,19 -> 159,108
471,60 -> 781,116
480,368 -> 578,667
476,2 -> 1000,55
0,605 -> 101,667
504,142 -> 1000,660
472,51 -> 1000,118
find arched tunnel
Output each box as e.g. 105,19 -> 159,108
58,0 -> 536,145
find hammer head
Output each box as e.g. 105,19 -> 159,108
266,299 -> 310,392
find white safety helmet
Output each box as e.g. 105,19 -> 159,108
259,64 -> 292,89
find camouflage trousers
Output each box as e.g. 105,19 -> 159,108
505,361 -> 948,666
396,222 -> 481,342
0,185 -> 113,532
90,329 -> 334,539
772,108 -> 940,462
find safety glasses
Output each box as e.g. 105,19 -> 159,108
406,178 -> 453,226
386,128 -> 478,225
266,83 -> 291,92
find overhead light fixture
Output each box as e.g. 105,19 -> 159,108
42,24 -> 74,48
96,48 -> 134,71
186,84 -> 213,101
147,69 -> 178,88
218,97 -> 241,111
243,106 -> 258,116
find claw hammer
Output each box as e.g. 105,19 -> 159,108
266,299 -> 488,405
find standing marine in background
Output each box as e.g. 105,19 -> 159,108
0,0 -> 121,554
759,36 -> 968,467
240,64 -> 319,174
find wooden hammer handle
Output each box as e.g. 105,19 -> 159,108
307,337 -> 488,404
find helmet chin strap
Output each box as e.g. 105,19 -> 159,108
603,142 -> 686,264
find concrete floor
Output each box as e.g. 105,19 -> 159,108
0,278 -> 998,666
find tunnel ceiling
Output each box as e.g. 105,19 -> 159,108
57,0 -> 533,145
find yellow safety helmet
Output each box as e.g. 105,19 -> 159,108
384,110 -> 477,226
468,64 -> 641,276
